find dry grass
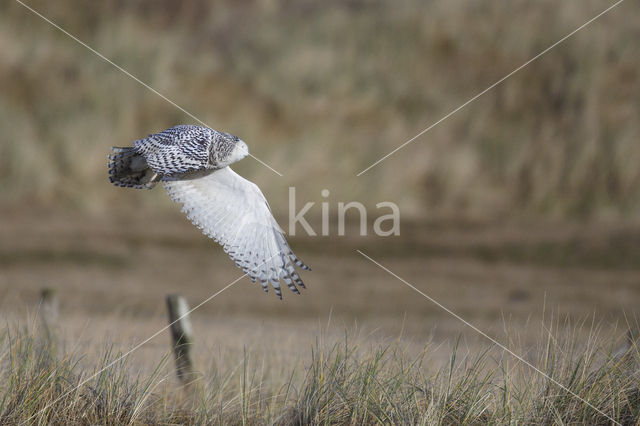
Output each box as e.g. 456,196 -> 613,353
1,317 -> 638,425
1,1 -> 639,423
1,0 -> 639,219
0,210 -> 639,423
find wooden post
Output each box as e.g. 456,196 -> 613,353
166,294 -> 197,384
39,287 -> 59,349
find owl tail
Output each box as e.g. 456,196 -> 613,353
108,147 -> 160,189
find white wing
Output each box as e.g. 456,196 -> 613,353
163,167 -> 309,298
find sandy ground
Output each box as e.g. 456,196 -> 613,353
0,208 -> 638,379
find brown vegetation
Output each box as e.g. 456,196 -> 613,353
1,0 -> 639,219
1,0 -> 639,423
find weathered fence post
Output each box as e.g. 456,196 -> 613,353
39,287 -> 59,350
166,294 -> 197,384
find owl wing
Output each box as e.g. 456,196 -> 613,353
163,167 -> 309,298
134,126 -> 211,175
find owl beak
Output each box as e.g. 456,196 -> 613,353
233,140 -> 250,161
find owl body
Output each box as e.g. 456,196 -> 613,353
108,125 -> 309,298
108,125 -> 248,189
133,125 -> 248,175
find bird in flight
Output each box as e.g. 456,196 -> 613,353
108,125 -> 309,298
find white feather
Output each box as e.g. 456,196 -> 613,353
162,167 -> 308,297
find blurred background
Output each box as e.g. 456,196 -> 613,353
0,0 -> 639,366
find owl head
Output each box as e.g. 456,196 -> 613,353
211,131 -> 249,167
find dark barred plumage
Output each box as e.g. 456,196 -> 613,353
108,125 -> 310,298
108,147 -> 161,189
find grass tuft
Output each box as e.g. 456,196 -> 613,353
0,321 -> 637,424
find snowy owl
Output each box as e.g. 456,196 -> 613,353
108,125 -> 309,298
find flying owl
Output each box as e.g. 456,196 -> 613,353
108,125 -> 309,298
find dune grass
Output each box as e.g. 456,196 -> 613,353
1,0 -> 640,220
1,319 -> 638,425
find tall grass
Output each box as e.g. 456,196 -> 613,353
1,0 -> 639,220
1,321 -> 637,424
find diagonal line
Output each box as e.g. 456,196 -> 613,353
13,0 -> 283,177
356,249 -> 622,425
356,0 -> 626,176
23,277 -> 240,425
22,249 -> 285,425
